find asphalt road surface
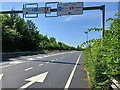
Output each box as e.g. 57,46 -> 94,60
0,51 -> 88,89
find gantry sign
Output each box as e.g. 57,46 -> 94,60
0,2 -> 105,37
22,2 -> 83,17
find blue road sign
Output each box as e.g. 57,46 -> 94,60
34,8 -> 38,12
58,7 -> 62,11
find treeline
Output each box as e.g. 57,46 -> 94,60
1,14 -> 82,52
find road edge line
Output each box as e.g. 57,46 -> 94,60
64,52 -> 82,89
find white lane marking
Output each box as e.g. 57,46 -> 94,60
64,53 -> 82,89
18,72 -> 48,89
25,67 -> 33,72
0,62 -> 9,65
37,57 -> 43,59
9,58 -> 16,61
46,62 -> 50,64
44,56 -> 48,57
27,58 -> 34,60
9,61 -> 23,65
0,73 -> 4,80
39,64 -> 44,66
0,65 -> 12,68
51,60 -> 55,61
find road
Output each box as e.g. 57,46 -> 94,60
0,51 -> 88,89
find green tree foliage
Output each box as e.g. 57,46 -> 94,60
2,14 -> 76,52
81,13 -> 120,88
76,45 -> 83,51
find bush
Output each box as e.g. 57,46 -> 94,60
81,12 -> 120,88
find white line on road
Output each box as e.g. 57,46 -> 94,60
18,72 -> 48,90
37,57 -> 43,59
9,61 -> 23,65
51,60 -> 55,61
39,64 -> 44,66
0,65 -> 12,69
27,58 -> 35,60
0,62 -> 9,65
64,53 -> 82,90
46,62 -> 50,64
0,73 -> 4,80
24,67 -> 33,72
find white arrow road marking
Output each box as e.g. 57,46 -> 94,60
24,67 -> 33,72
39,64 -> 44,66
18,72 -> 48,89
64,53 -> 82,90
0,73 -> 4,80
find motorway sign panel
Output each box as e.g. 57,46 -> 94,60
23,7 -> 51,14
57,2 -> 83,15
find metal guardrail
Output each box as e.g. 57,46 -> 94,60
109,76 -> 120,90
1,51 -> 45,60
1,51 -> 44,55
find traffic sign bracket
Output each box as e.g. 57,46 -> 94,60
23,3 -> 38,18
45,2 -> 59,17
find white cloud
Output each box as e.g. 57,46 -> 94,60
64,16 -> 76,21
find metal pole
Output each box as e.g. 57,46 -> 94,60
101,5 -> 105,38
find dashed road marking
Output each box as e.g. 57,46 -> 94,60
27,58 -> 35,60
9,61 -> 23,65
25,67 -> 33,72
37,57 -> 43,59
0,65 -> 12,68
39,64 -> 44,66
46,62 -> 49,64
0,73 -> 4,80
51,60 -> 55,62
0,62 -> 9,65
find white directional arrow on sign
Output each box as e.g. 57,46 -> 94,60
18,72 -> 48,90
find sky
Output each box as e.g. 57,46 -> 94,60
1,1 -> 119,47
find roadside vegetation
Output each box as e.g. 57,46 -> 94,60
81,13 -> 120,89
1,13 -> 83,52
